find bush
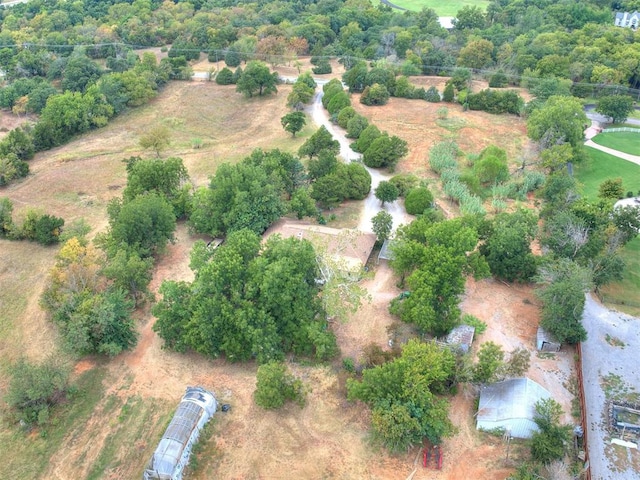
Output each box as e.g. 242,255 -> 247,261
404,187 -> 433,215
442,82 -> 455,102
327,91 -> 351,116
337,106 -> 357,129
254,361 -> 306,409
346,114 -> 369,139
467,89 -> 523,115
360,84 -> 390,106
215,67 -> 234,85
5,357 -> 70,425
389,173 -> 419,197
489,71 -> 508,88
424,86 -> 441,102
473,155 -> 509,185
462,313 -> 487,335
312,62 -> 332,74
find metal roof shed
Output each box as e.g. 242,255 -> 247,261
537,326 -> 561,352
445,324 -> 475,353
144,387 -> 217,480
476,378 -> 551,439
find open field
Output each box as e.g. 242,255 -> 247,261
0,78 -> 546,479
575,147 -> 640,199
574,147 -> 640,315
372,0 -> 489,16
592,131 -> 640,156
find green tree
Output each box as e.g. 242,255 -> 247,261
363,134 -> 408,170
139,126 -> 171,158
343,162 -> 371,200
236,61 -> 278,98
531,398 -> 571,464
102,249 -> 154,305
327,90 -> 351,115
215,67 -> 234,85
61,52 -> 103,92
473,154 -> 509,185
372,211 -> 393,243
360,83 -> 390,106
254,361 -> 306,409
536,259 -> 591,344
105,193 -> 177,258
595,95 -> 635,124
458,39 -> 494,70
0,197 -> 14,236
347,339 -> 456,451
280,111 -> 306,137
5,357 -> 70,425
34,214 -> 65,245
598,178 -> 624,200
480,209 -> 538,282
404,187 -> 433,215
375,181 -> 399,205
123,156 -> 189,216
453,5 -> 486,30
473,342 -> 504,383
354,124 -> 381,153
342,60 -> 368,93
346,114 -> 369,139
442,82 -> 455,102
337,106 -> 357,128
527,96 -> 587,150
298,125 -> 339,159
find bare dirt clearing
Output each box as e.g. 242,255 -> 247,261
0,77 -> 539,479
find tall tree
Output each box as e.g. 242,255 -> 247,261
595,95 -> 635,124
236,61 -> 278,97
298,125 -> 339,159
375,181 -> 399,205
280,111 -> 306,137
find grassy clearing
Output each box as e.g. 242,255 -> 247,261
592,132 -> 640,156
575,148 -> 640,315
85,395 -> 173,480
372,0 -> 489,16
0,367 -> 107,480
574,147 -> 640,199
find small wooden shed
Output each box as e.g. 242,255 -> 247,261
536,326 -> 561,352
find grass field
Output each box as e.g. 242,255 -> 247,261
372,0 -> 489,17
592,132 -> 640,156
575,147 -> 640,198
575,147 -> 640,314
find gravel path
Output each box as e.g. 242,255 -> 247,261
581,294 -> 640,480
308,90 -> 413,233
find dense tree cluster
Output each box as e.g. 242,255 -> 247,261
347,340 -> 456,451
153,230 -> 338,363
0,197 -> 65,245
389,217 -> 489,336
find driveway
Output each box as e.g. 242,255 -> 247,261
581,294 -> 640,480
308,90 -> 413,234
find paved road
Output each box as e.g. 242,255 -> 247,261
581,295 -> 640,480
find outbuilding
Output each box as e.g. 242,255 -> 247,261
476,378 -> 552,439
536,326 -> 561,352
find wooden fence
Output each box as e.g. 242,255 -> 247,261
576,342 -> 592,480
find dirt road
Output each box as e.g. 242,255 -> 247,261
309,90 -> 413,233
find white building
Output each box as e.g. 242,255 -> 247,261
615,11 -> 640,28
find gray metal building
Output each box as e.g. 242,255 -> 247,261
143,386 -> 217,480
476,378 -> 551,439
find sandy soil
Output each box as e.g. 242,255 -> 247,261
1,74 -> 543,479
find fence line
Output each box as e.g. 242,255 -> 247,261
601,127 -> 640,133
575,342 -> 591,480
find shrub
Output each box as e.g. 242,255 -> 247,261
424,86 -> 441,102
442,82 -> 455,102
337,106 -> 357,128
404,187 -> 434,214
215,67 -> 234,85
346,114 -> 369,139
467,89 -> 523,115
462,313 -> 487,335
360,83 -> 390,106
254,361 -> 306,409
327,91 -> 351,116
312,62 -> 332,74
474,155 -> 509,185
5,357 -> 70,425
389,173 -> 419,197
489,71 -> 508,88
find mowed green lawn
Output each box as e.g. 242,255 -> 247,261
575,147 -> 640,199
592,132 -> 640,156
575,147 -> 640,314
372,0 -> 489,17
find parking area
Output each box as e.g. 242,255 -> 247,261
581,294 -> 640,479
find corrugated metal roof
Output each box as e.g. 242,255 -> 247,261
476,378 -> 551,438
144,387 -> 217,480
446,325 -> 475,352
